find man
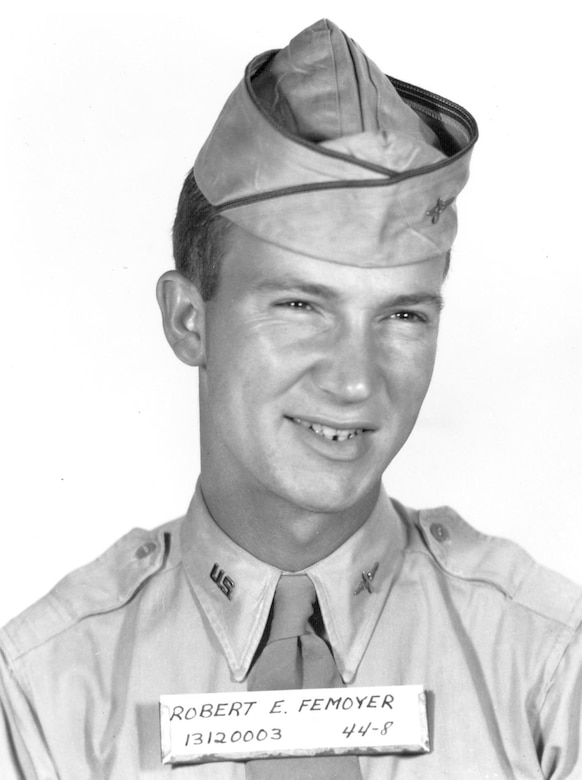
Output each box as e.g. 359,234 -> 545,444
1,18 -> 580,779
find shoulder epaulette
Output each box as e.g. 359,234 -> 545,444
415,506 -> 582,630
0,526 -> 169,661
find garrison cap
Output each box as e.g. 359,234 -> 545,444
194,19 -> 478,266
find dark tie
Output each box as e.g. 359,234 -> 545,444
246,574 -> 363,779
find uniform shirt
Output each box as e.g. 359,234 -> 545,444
1,485 -> 581,779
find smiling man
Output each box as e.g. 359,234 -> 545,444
160,229 -> 446,572
2,19 -> 582,780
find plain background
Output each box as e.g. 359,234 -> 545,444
1,1 -> 580,626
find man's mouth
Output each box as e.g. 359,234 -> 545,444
291,417 -> 365,442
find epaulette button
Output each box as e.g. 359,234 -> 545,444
135,541 -> 157,559
430,523 -> 449,542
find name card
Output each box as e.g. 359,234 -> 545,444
160,684 -> 429,765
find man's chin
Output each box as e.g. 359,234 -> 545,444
276,475 -> 382,517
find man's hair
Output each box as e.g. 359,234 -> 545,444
172,170 -> 232,301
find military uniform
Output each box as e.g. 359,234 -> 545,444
1,486 -> 581,778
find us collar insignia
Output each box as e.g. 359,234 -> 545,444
354,562 -> 380,595
210,562 -> 235,600
426,196 -> 455,225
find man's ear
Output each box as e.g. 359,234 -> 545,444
156,271 -> 206,367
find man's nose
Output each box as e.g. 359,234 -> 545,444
312,325 -> 379,404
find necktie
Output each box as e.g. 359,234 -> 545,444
246,575 -> 363,779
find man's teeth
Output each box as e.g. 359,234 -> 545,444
293,418 -> 364,442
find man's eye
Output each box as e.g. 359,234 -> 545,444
390,311 -> 426,323
280,300 -> 313,311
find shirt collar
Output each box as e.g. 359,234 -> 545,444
180,483 -> 406,683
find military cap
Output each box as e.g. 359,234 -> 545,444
194,19 -> 478,266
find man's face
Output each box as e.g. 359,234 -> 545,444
199,225 -> 446,515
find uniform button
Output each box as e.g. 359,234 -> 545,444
135,541 -> 157,559
430,523 -> 449,542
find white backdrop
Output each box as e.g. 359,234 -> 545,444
1,1 -> 580,626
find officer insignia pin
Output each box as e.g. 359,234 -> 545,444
354,562 -> 380,595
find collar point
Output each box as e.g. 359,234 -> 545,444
232,666 -> 249,684
340,666 -> 357,685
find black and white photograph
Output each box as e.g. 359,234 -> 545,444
1,2 -> 581,777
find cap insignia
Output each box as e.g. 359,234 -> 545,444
426,197 -> 455,225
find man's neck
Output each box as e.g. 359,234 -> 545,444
199,475 -> 380,571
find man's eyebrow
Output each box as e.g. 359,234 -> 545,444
251,278 -> 340,299
389,293 -> 445,310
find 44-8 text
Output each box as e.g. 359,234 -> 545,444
342,721 -> 393,739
